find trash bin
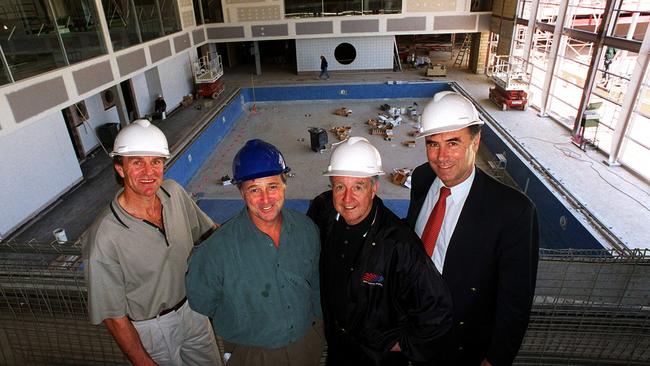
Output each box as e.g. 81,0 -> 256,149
308,128 -> 327,152
96,123 -> 119,149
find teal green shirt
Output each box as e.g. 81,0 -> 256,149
186,207 -> 321,348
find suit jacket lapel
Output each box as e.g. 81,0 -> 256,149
442,168 -> 485,274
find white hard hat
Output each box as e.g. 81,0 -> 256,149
417,91 -> 484,138
110,119 -> 170,158
323,137 -> 385,177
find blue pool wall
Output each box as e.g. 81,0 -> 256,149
479,125 -> 603,250
166,82 -> 603,250
165,94 -> 246,187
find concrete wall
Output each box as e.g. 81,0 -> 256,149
158,52 -> 195,111
76,94 -> 120,154
131,73 -> 150,119
296,36 -> 394,73
0,113 -> 82,238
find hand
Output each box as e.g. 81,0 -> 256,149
390,342 -> 401,352
480,358 -> 492,366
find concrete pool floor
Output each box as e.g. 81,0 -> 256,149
187,98 -> 504,201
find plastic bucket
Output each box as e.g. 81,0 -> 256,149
53,228 -> 67,243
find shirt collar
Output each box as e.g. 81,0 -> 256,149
432,167 -> 475,204
110,182 -> 172,227
336,197 -> 378,235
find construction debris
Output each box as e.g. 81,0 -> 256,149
334,107 -> 352,117
403,140 -> 416,148
391,168 -> 413,188
426,63 -> 447,77
220,174 -> 232,186
181,94 -> 194,107
330,126 -> 351,141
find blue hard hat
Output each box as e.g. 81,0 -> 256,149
232,139 -> 291,184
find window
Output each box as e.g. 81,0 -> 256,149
285,0 -> 401,18
194,0 -> 223,24
0,0 -> 106,84
102,0 -> 181,51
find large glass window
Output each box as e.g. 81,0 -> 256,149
102,0 -> 181,51
518,0 -> 534,19
363,0 -> 401,15
609,0 -> 649,41
103,0 -> 141,50
285,0 -> 401,18
199,0 -> 223,23
136,0 -> 163,42
159,0 -> 181,35
51,0 -> 105,64
0,0 -> 106,84
565,0 -> 606,33
617,59 -> 650,178
537,1 -> 562,25
324,1 -> 362,16
548,36 -> 594,127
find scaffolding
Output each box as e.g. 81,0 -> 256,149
1,243 -> 649,365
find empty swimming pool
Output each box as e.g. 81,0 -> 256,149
165,82 -> 605,250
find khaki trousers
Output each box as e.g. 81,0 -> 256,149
223,318 -> 325,366
131,301 -> 222,366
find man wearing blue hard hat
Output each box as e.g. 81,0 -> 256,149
186,139 -> 324,366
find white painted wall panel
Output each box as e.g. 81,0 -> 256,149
0,113 -> 82,238
132,72 -> 151,118
296,36 -> 394,72
158,53 -> 194,110
76,94 -> 119,154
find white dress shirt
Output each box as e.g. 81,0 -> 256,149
414,169 -> 475,273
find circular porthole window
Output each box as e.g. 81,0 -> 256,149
334,43 -> 356,65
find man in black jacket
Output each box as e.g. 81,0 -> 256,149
407,91 -> 539,366
308,137 -> 452,366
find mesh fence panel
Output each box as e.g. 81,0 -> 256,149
0,241 -> 127,365
1,243 -> 648,365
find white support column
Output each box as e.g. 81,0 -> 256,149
538,0 -> 570,116
254,41 -> 261,76
607,23 -> 650,166
522,0 -> 540,63
94,0 -> 114,54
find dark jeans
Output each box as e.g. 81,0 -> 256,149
319,67 -> 330,79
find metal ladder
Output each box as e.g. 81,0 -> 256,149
453,35 -> 471,68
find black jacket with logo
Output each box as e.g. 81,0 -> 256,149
308,191 -> 452,363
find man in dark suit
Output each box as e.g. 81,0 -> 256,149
406,91 -> 539,366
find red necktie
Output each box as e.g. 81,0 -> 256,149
422,187 -> 451,257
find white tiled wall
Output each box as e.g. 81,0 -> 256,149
296,36 -> 394,72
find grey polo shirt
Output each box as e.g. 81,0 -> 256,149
83,179 -> 214,325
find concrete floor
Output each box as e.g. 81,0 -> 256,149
7,64 -> 649,250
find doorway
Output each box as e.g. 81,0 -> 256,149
120,79 -> 138,121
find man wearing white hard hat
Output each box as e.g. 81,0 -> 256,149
308,137 -> 452,366
83,119 -> 222,366
405,91 -> 539,366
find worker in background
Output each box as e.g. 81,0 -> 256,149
406,91 -> 539,366
319,55 -> 330,80
82,119 -> 222,366
154,94 -> 167,120
186,139 -> 324,366
601,47 -> 618,87
308,137 -> 453,366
